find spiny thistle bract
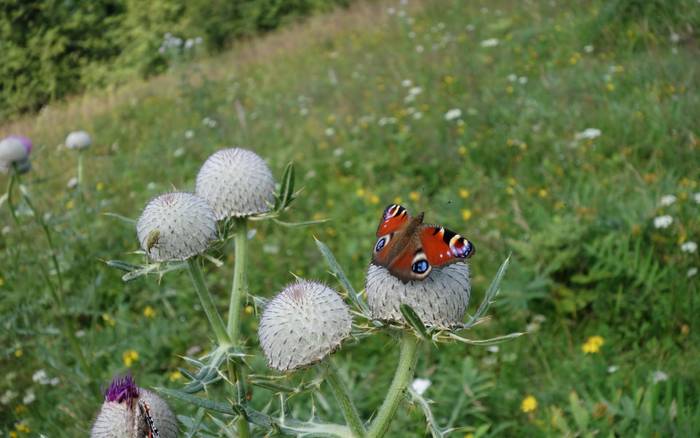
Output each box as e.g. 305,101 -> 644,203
65,130 -> 92,150
136,192 -> 217,262
195,147 -> 276,220
91,375 -> 178,438
259,280 -> 352,372
365,263 -> 471,327
0,136 -> 31,174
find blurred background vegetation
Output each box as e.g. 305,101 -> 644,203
1,0 -> 700,436
1,0 -> 349,119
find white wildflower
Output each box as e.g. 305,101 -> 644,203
681,241 -> 697,253
688,267 -> 698,278
1,390 -> 17,405
480,38 -> 499,47
67,177 -> 78,189
411,378 -> 432,396
659,195 -> 677,206
652,370 -> 669,383
401,79 -> 412,87
184,130 -> 194,139
325,127 -> 335,137
32,369 -> 50,385
653,215 -> 673,229
444,108 -> 462,121
23,390 -> 36,404
574,128 -> 602,141
607,365 -> 619,373
693,192 -> 700,204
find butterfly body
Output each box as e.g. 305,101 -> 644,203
372,204 -> 474,283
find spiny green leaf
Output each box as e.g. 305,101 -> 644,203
314,237 -> 369,313
400,304 -> 430,340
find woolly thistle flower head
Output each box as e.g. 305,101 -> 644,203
259,280 -> 352,372
365,263 -> 471,328
91,375 -> 178,437
136,192 -> 217,262
65,130 -> 92,150
0,136 -> 32,174
195,148 -> 275,220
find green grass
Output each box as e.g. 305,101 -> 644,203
2,0 -> 699,436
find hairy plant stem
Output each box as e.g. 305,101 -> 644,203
227,218 -> 248,340
9,170 -> 90,375
366,331 -> 420,438
186,258 -> 231,346
324,360 -> 367,438
227,218 -> 250,438
77,151 -> 84,187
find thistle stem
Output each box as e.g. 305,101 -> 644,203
226,218 -> 250,438
77,150 -> 84,188
6,172 -> 19,225
186,258 -> 231,346
227,218 -> 247,341
324,360 -> 366,438
366,331 -> 420,438
11,170 -> 90,375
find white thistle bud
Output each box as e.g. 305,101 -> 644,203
65,130 -> 92,150
365,263 -> 471,328
136,192 -> 216,262
91,375 -> 178,438
0,137 -> 30,174
259,281 -> 352,372
195,148 -> 275,220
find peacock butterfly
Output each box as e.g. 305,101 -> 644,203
372,204 -> 475,282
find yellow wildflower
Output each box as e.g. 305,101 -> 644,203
606,82 -> 615,92
458,146 -> 468,156
459,189 -> 470,199
122,349 -> 139,367
538,189 -> 549,198
582,335 -> 604,354
393,196 -> 402,204
14,404 -> 27,414
10,431 -> 18,438
15,422 -> 30,433
65,199 -> 75,210
409,191 -> 420,202
102,313 -> 116,327
521,395 -> 538,413
14,349 -> 22,358
168,370 -> 183,382
506,187 -> 515,195
369,194 -> 380,205
464,434 -> 474,438
0,276 -> 4,286
356,188 -> 366,197
245,305 -> 254,315
96,182 -> 105,191
461,209 -> 472,221
143,306 -> 155,318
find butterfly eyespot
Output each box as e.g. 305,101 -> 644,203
375,234 -> 391,253
412,260 -> 430,274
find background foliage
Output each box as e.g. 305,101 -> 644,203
0,0 -> 349,120
1,0 -> 700,436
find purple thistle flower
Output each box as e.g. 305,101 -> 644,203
105,375 -> 139,405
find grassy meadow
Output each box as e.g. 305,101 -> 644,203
2,0 -> 699,436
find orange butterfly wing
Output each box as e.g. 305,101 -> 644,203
420,225 -> 475,267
